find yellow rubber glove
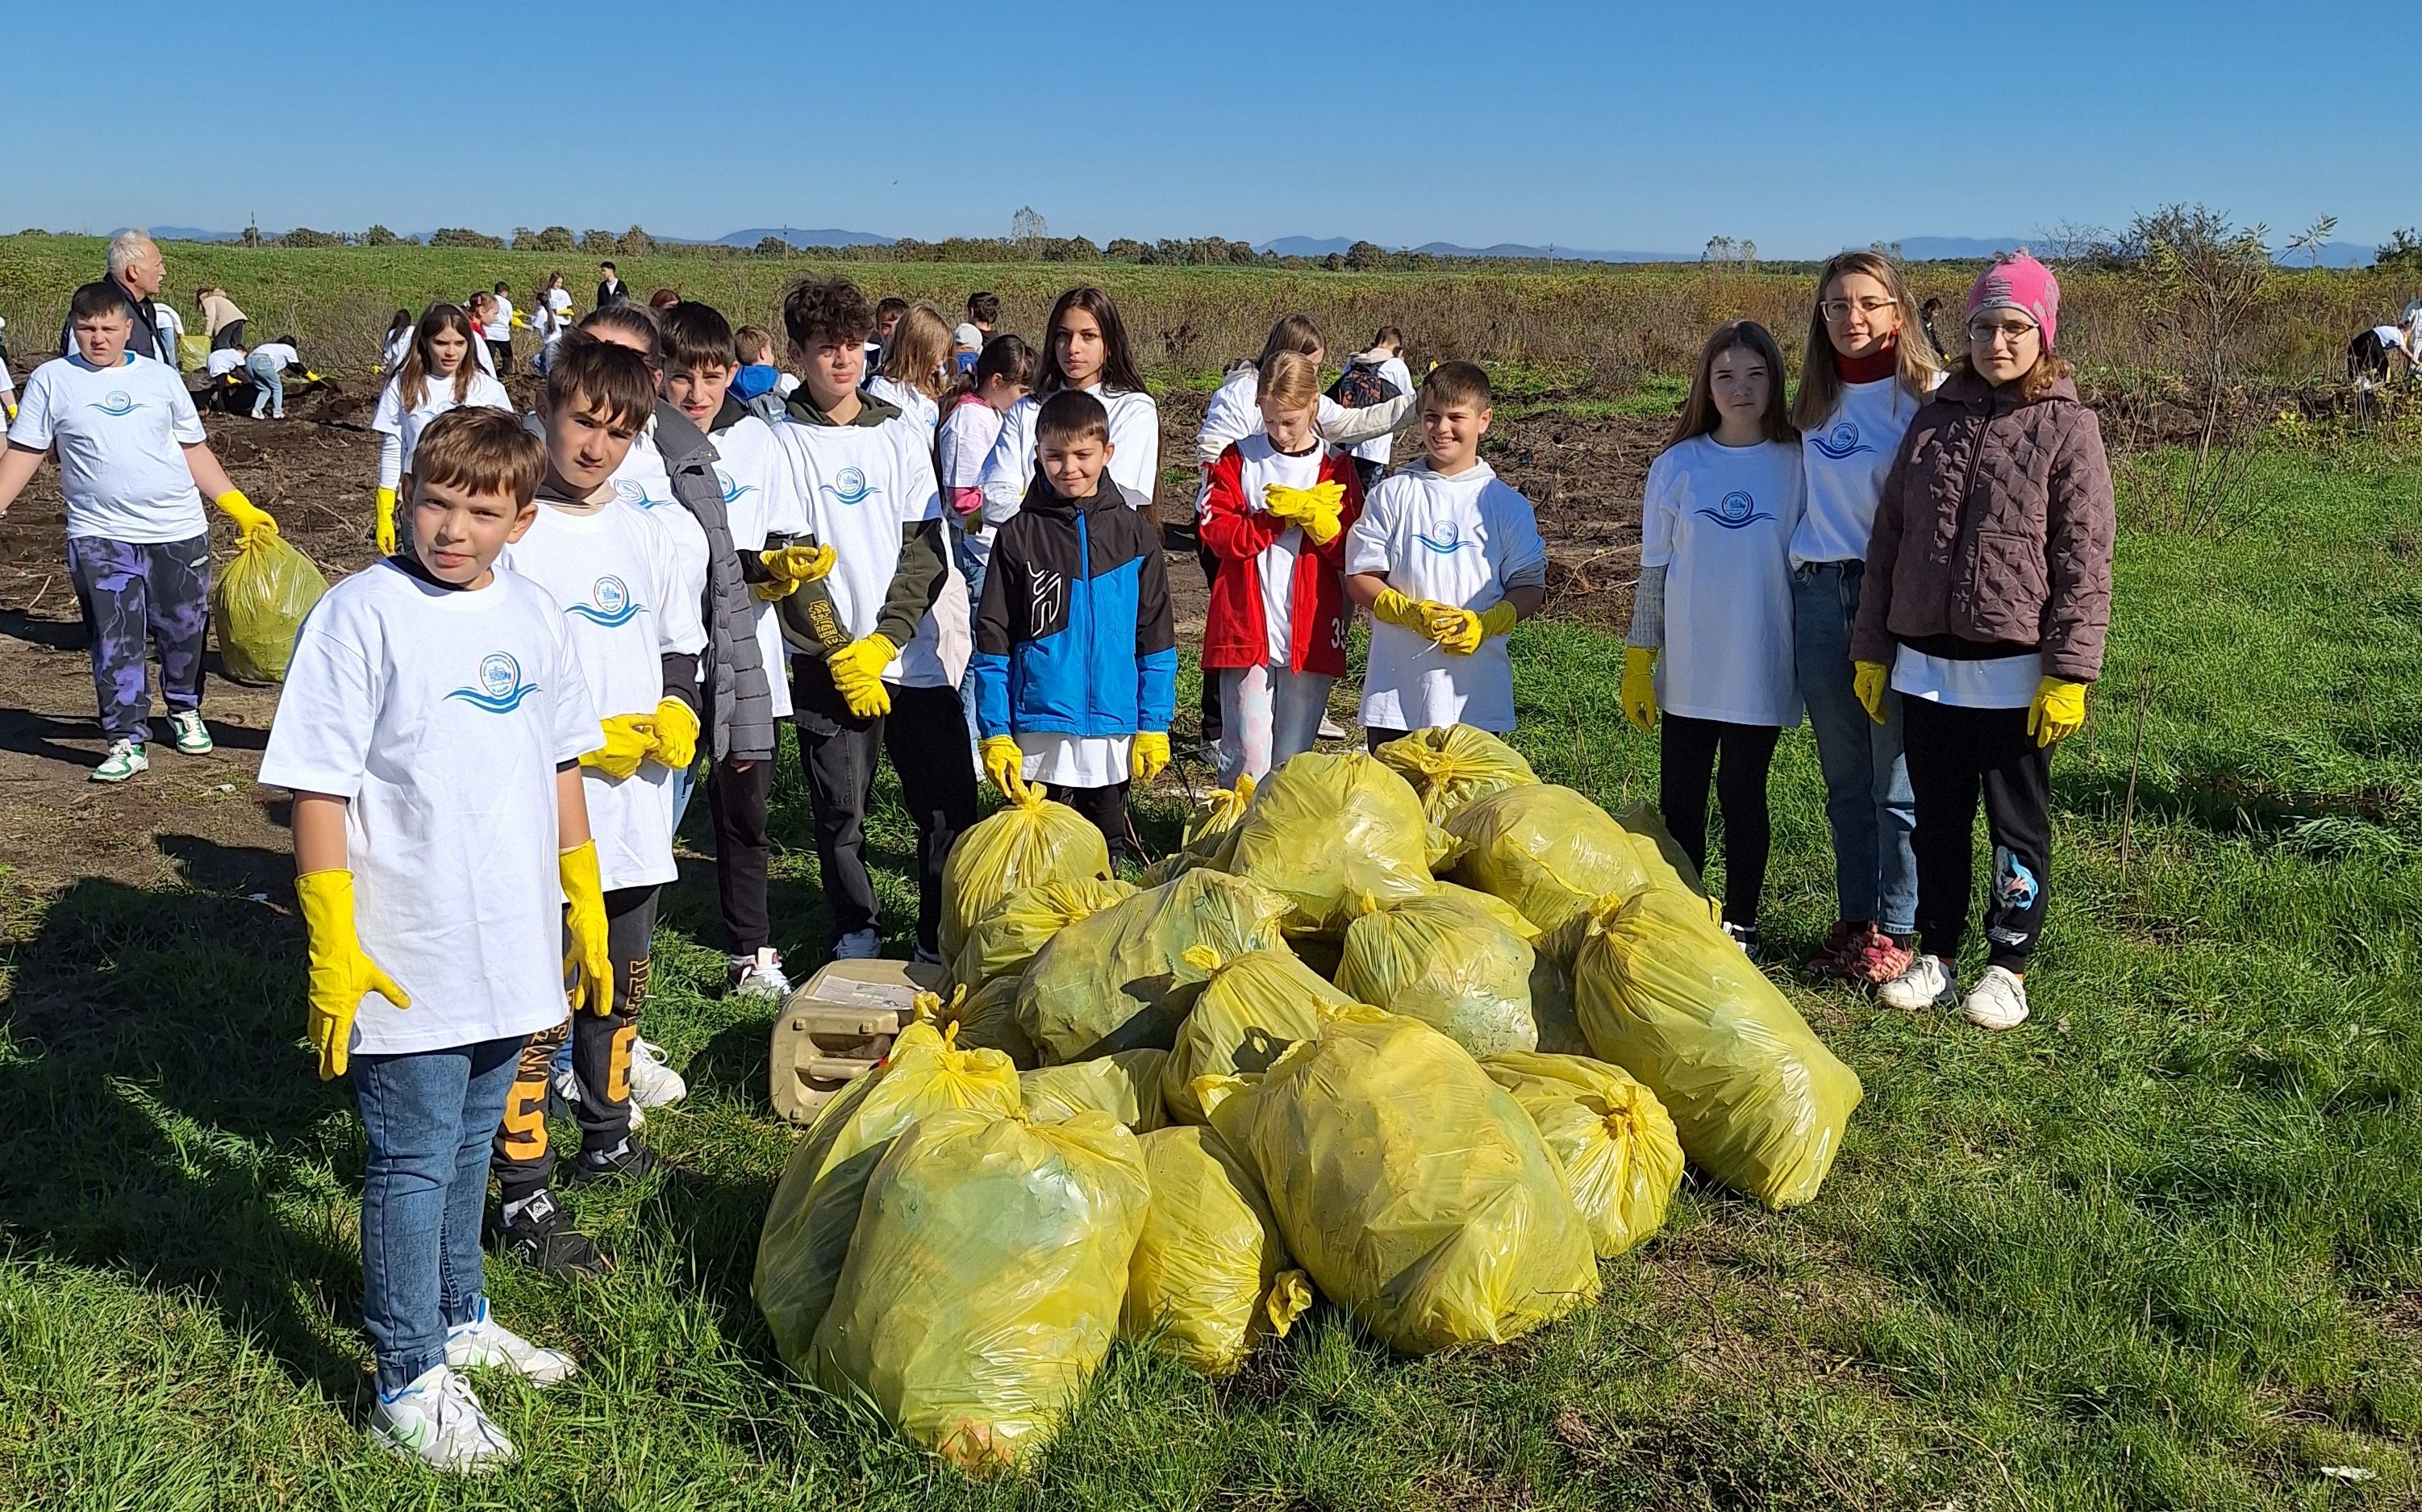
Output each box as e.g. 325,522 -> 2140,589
1620,646 -> 1659,733
2028,677 -> 2088,747
580,714 -> 658,780
374,486 -> 398,556
1853,661 -> 1891,726
652,697 -> 700,770
215,489 -> 277,540
1265,481 -> 1346,544
1476,600 -> 1519,641
827,634 -> 897,720
1426,603 -> 1484,656
560,841 -> 614,1017
1370,588 -> 1447,639
296,868 -> 411,1080
752,542 -> 837,601
1131,731 -> 1171,785
981,735 -> 1033,804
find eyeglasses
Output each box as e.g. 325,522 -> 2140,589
1821,297 -> 1897,323
1966,318 -> 2040,345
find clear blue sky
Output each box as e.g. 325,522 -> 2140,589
8,1 -> 2410,255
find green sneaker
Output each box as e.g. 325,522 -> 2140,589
92,739 -> 150,783
167,710 -> 213,755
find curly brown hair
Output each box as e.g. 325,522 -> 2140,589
781,275 -> 875,349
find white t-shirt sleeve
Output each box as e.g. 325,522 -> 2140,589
1639,452 -> 1679,571
1342,487 -> 1396,577
166,380 -> 206,446
370,380 -> 405,437
1489,489 -> 1547,586
1109,391 -> 1160,509
978,398 -> 1034,527
6,366 -> 57,449
469,373 -> 514,413
647,511 -> 709,659
898,423 -> 944,526
259,603 -> 380,798
548,616 -> 604,766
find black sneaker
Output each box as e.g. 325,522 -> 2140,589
488,1188 -> 605,1276
1724,922 -> 1765,965
569,1138 -> 662,1185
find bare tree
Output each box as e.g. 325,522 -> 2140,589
1011,206 -> 1048,257
1701,235 -> 1736,264
2286,214 -> 2339,268
2130,204 -> 2274,536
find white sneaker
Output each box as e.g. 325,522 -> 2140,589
727,948 -> 793,1001
832,928 -> 882,961
445,1298 -> 577,1387
1961,965 -> 2030,1031
367,1364 -> 515,1474
1878,953 -> 1958,1012
91,739 -> 149,783
1316,715 -> 1349,740
627,1037 -> 687,1109
554,1061 -> 645,1128
167,710 -> 213,755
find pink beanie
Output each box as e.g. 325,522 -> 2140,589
1965,251 -> 2059,348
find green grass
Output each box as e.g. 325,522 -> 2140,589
5,443 -> 2420,1509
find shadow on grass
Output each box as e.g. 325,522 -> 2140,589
0,833 -> 369,1406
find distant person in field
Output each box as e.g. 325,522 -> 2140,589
1785,250 -> 1942,985
1919,297 -> 1950,362
465,292 -> 502,376
379,310 -> 414,375
865,295 -> 909,378
151,293 -> 189,372
535,272 -> 574,372
865,302 -> 953,440
246,334 -> 302,419
953,290 -> 999,373
1343,361 -> 1546,748
487,282 -> 518,373
0,281 -> 278,782
371,302 -> 515,556
596,260 -> 628,309
1851,251 -> 2116,1032
198,281 -> 247,352
1622,320 -> 1804,963
206,344 -> 250,381
59,231 -> 171,363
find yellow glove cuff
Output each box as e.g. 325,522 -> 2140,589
1478,600 -> 1519,639
1624,645 -> 1656,676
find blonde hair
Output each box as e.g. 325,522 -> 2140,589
1259,349 -> 1320,416
880,302 -> 955,401
1793,250 -> 1942,431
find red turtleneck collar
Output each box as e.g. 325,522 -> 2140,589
1836,340 -> 1899,385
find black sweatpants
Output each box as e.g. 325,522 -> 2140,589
1060,779 -> 1138,860
707,755 -> 773,957
487,339 -> 513,375
1196,543 -> 1224,746
793,657 -> 978,956
1363,726 -> 1411,754
494,884 -> 657,1202
1901,698 -> 2052,972
1659,714 -> 1782,929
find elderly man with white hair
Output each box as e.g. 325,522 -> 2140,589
59,231 -> 173,364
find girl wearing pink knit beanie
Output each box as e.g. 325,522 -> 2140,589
1845,252 -> 2116,1032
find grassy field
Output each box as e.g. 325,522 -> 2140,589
2,435 -> 2420,1511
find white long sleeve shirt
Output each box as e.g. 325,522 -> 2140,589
976,383 -> 1161,527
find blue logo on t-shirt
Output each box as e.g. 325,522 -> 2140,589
1695,489 -> 1775,530
715,467 -> 757,507
819,468 -> 873,508
614,478 -> 670,510
565,575 -> 643,628
90,390 -> 141,417
1810,420 -> 1874,460
1413,519 -> 1471,554
447,652 -> 540,714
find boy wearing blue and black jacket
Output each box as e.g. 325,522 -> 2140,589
971,389 -> 1174,857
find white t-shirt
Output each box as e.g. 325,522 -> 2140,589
381,329 -> 413,373
1346,354 -> 1415,464
2374,324 -> 2409,353
766,407 -> 961,689
1017,732 -> 1131,788
1197,365 -> 1375,474
7,352 -> 207,543
1891,648 -> 2042,709
206,348 -> 250,379
1640,435 -> 1803,727
1795,377 -> 1925,567
498,497 -> 706,890
373,366 -> 513,487
938,394 -> 1007,556
1226,433 -> 1330,666
977,383 -> 1160,527
152,301 -> 187,363
711,412 -> 810,719
605,419 -> 714,604
258,561 -> 602,1056
490,297 -> 515,333
1344,458 -> 1546,733
865,375 -> 940,441
249,343 -> 298,372
546,287 -> 574,317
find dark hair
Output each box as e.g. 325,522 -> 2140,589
1665,320 -> 1797,453
661,301 -> 738,373
1920,296 -> 1945,314
782,275 -> 875,348
386,309 -> 414,337
967,290 -> 1000,324
873,297 -> 910,326
945,332 -> 1039,406
1372,325 -> 1405,351
67,282 -> 129,325
412,407 -> 547,506
1420,360 -> 1492,411
1257,313 -> 1324,369
646,288 -> 680,311
398,303 -> 480,410
493,281 -> 510,295
544,331 -> 657,431
274,334 -> 298,348
577,302 -> 663,366
1038,285 -> 1146,397
600,260 -> 617,273
1035,388 -> 1111,448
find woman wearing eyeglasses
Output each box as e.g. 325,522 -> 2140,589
1849,252 -> 2116,1031
1789,251 -> 1941,986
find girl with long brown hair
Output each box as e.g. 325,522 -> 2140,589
973,285 -> 1161,527
369,302 -> 512,554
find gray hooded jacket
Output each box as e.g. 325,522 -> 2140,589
653,400 -> 777,762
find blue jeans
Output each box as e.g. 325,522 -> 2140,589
952,531 -> 989,757
668,758 -> 698,835
245,353 -> 284,418
1792,560 -> 1917,935
352,1035 -> 522,1394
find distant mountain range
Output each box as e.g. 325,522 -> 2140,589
142,225 -> 895,248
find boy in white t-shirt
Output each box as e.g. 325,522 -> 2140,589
486,337 -> 706,1274
259,408 -> 610,1472
0,282 -> 278,781
1343,361 -> 1546,745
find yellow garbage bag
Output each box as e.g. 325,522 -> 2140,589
1203,1008 -> 1598,1354
1335,891 -> 1539,1059
1222,751 -> 1435,936
1020,1048 -> 1168,1131
1123,1124 -> 1311,1375
811,1108 -> 1149,1472
1373,725 -> 1539,823
1529,952 -> 1591,1056
1017,868 -> 1294,1064
1614,802 -> 1707,899
1432,881 -> 1540,939
931,978 -> 1040,1068
212,529 -> 328,684
939,789 -> 1111,965
1572,891 -> 1863,1209
950,877 -> 1136,992
1482,1052 -> 1683,1257
1160,946 -> 1355,1126
1444,784 -> 1655,935
754,1022 -> 1023,1371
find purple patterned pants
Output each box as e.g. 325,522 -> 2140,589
65,533 -> 211,744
